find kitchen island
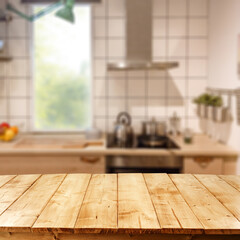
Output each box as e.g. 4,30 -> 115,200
0,173 -> 239,240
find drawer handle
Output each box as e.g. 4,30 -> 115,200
80,157 -> 100,163
194,157 -> 212,168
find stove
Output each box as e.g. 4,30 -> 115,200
106,134 -> 182,174
107,134 -> 180,149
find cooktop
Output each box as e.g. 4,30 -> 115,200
107,134 -> 180,149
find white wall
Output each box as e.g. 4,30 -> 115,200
92,0 -> 209,133
209,0 -> 240,174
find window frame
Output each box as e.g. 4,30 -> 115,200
30,4 -> 93,133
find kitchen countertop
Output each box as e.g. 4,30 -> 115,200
0,133 -> 238,158
170,134 -> 239,157
0,173 -> 239,240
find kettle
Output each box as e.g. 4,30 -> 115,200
114,112 -> 134,147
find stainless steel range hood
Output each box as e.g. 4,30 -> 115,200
107,0 -> 178,71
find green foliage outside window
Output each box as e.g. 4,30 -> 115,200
34,6 -> 91,130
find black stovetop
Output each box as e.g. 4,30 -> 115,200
107,134 -> 180,149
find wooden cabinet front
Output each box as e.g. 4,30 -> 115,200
183,157 -> 223,174
0,156 -> 105,174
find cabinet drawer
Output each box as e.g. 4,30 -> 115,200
78,156 -> 105,173
0,156 -> 105,174
183,157 -> 223,174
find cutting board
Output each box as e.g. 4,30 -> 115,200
14,137 -> 103,149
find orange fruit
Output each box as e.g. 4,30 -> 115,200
3,129 -> 15,142
11,126 -> 19,135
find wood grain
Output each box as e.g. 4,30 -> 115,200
1,233 -> 240,240
15,138 -> 103,149
75,174 -> 117,233
118,174 -> 160,233
33,174 -> 91,233
144,174 -> 203,234
0,175 -> 16,188
170,174 -> 240,234
219,175 -> 240,191
0,174 -> 40,215
0,174 -> 66,232
0,173 -> 239,237
195,174 -> 240,222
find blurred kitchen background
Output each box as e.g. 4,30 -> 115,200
0,0 -> 240,174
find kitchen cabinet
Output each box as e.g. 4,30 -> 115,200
0,156 -> 105,175
183,157 -> 224,174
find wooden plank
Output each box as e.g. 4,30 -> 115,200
144,174 -> 203,234
0,175 -> 40,215
219,175 -> 240,191
0,232 -> 54,240
195,174 -> 240,222
60,234 -> 240,240
170,174 -> 240,234
118,174 -> 160,233
0,175 -> 16,188
1,233 -> 240,240
0,174 -> 66,232
33,174 -> 91,233
75,174 -> 117,233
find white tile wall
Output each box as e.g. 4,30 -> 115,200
128,99 -> 146,117
0,100 -> 7,117
9,79 -> 28,97
0,0 -> 31,131
0,0 -> 209,133
108,39 -> 125,58
147,99 -> 166,117
108,79 -> 126,97
92,0 -> 209,133
108,19 -> 125,37
169,0 -> 187,17
148,79 -> 166,97
108,98 -> 126,117
189,0 -> 208,17
153,19 -> 166,37
153,39 -> 166,58
0,80 -> 7,97
168,39 -> 186,58
153,0 -> 167,17
169,19 -> 186,37
128,79 -> 146,97
9,99 -> 28,117
93,19 -> 106,37
189,19 -> 208,37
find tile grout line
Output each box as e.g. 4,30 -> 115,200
165,0 -> 170,117
5,0 -> 10,123
185,0 -> 190,128
105,0 -> 109,132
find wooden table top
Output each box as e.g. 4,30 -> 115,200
0,173 -> 239,235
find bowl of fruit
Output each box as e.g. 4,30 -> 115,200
0,122 -> 19,142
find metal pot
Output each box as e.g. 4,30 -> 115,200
142,118 -> 166,137
114,112 -> 134,147
198,104 -> 208,118
141,136 -> 166,147
213,106 -> 227,122
169,112 -> 181,136
207,106 -> 214,120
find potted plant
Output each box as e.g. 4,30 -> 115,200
211,96 -> 225,122
193,94 -> 224,120
193,93 -> 211,118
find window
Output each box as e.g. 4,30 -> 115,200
33,5 -> 91,131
